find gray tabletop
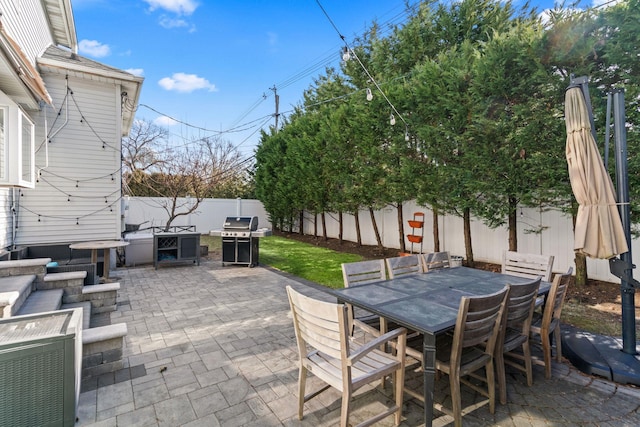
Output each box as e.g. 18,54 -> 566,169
332,266 -> 549,335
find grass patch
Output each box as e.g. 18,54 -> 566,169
200,234 -> 362,288
259,236 -> 363,288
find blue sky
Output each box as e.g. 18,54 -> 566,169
72,0 -> 592,159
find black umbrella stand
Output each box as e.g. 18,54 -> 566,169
562,77 -> 640,386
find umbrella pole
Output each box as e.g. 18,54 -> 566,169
611,89 -> 637,355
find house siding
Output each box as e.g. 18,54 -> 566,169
0,189 -> 11,249
0,0 -> 53,62
15,72 -> 123,245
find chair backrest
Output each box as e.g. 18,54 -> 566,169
286,286 -> 348,361
541,268 -> 573,328
452,286 -> 510,366
422,251 -> 452,271
342,259 -> 386,287
386,255 -> 423,279
503,277 -> 541,335
502,251 -> 554,282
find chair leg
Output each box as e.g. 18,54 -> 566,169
554,326 -> 563,362
340,390 -> 351,427
450,373 -> 462,427
394,364 -> 405,425
541,331 -> 552,379
298,365 -> 307,420
522,340 -> 533,387
487,361 -> 496,414
495,350 -> 507,405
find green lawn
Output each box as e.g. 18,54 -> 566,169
259,236 -> 363,288
200,234 -> 363,288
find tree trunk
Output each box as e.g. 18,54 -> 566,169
355,211 -> 362,246
313,213 -> 318,237
397,203 -> 406,253
463,207 -> 474,268
369,207 -> 383,248
572,206 -> 588,285
433,207 -> 440,252
338,211 -> 343,244
321,211 -> 327,241
508,196 -> 518,251
298,210 -> 304,235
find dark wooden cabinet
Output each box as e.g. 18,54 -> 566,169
153,232 -> 200,269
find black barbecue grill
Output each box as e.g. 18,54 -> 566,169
210,216 -> 271,267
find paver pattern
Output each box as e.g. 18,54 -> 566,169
76,260 -> 640,426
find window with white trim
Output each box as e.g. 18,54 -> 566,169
0,91 -> 35,188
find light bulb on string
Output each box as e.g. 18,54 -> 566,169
67,195 -> 71,202
342,46 -> 350,62
390,113 -> 396,126
76,218 -> 79,225
366,88 -> 373,101
405,129 -> 410,142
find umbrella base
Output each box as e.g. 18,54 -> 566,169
562,325 -> 640,386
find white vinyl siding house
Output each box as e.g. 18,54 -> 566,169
0,0 -> 142,252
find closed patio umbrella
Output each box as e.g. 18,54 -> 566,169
565,86 -> 628,259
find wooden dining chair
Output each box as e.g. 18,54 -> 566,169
286,286 -> 407,427
530,268 -> 573,379
386,254 -> 424,279
502,251 -> 554,282
406,286 -> 510,427
495,277 -> 541,405
422,251 -> 452,271
341,260 -> 386,337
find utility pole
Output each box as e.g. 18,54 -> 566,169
270,85 -> 280,133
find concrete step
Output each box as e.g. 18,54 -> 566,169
0,274 -> 36,317
61,301 -> 92,329
17,289 -> 64,316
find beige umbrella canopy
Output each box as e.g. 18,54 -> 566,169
565,86 -> 628,259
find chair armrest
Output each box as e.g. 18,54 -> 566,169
349,327 -> 407,365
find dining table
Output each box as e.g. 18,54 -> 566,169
69,240 -> 129,282
330,266 -> 550,427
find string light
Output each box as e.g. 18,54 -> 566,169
390,113 -> 396,126
366,88 -> 373,101
342,46 -> 350,61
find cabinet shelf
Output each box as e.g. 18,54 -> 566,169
153,232 -> 200,269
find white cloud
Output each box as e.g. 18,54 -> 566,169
78,39 -> 110,58
592,0 -> 622,7
158,73 -> 217,93
159,16 -> 189,29
143,0 -> 198,15
159,15 -> 196,32
125,68 -> 144,77
154,116 -> 178,127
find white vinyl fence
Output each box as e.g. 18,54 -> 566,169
124,197 -> 638,283
122,197 -> 271,234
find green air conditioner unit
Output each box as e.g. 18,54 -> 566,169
0,308 -> 83,427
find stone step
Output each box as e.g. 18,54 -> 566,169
61,301 -> 92,329
17,289 -> 63,316
0,274 -> 36,317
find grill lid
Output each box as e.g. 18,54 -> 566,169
223,216 -> 258,231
